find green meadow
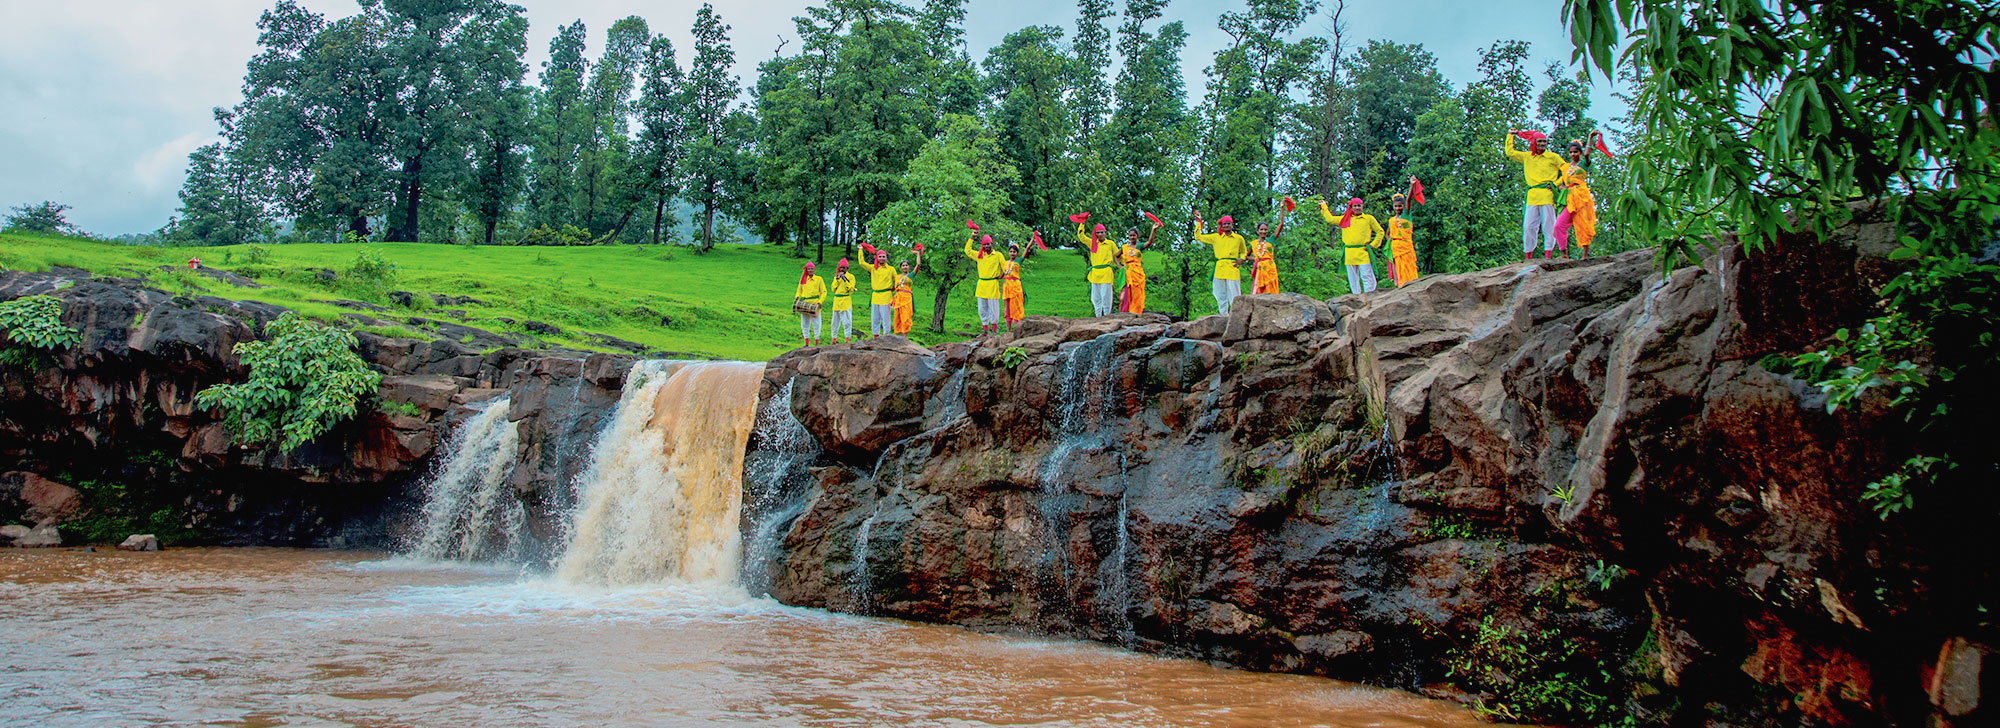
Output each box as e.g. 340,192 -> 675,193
0,232 -> 1192,361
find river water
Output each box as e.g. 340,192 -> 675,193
0,548 -> 1509,727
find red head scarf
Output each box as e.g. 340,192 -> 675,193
800,262 -> 815,284
1217,215 -> 1233,226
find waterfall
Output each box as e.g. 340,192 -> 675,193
404,396 -> 527,561
740,379 -> 821,596
555,360 -> 764,586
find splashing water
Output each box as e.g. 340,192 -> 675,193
742,378 -> 821,595
556,360 -> 764,586
404,396 -> 526,562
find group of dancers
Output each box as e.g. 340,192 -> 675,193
793,130 -> 1608,346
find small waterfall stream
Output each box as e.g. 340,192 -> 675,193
404,396 -> 526,562
741,379 -> 821,596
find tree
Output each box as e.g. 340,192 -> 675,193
1337,40 -> 1446,199
632,34 -> 686,246
2,202 -> 78,236
685,3 -> 740,251
378,0 -> 499,242
986,25 -> 1073,239
1102,1 -> 1196,316
1534,63 -> 1593,146
530,21 -> 590,231
165,143 -> 271,246
458,3 -> 531,245
1069,0 -> 1113,138
576,16 -> 649,238
194,313 -> 382,453
866,114 -> 1021,332
1403,41 -> 1536,274
823,0 -> 933,258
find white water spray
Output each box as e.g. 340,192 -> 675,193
405,396 -> 526,561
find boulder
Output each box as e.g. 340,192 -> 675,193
791,337 -> 945,457
1222,293 -> 1333,342
118,534 -> 160,551
378,374 -> 459,413
0,524 -> 61,548
0,472 -> 81,526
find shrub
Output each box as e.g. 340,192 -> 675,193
0,294 -> 82,366
242,244 -> 272,265
194,313 -> 381,452
518,224 -> 592,246
346,249 -> 397,286
3,201 -> 79,236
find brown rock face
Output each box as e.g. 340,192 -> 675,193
748,236 -> 1973,726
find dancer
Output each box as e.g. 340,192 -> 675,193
1073,213 -> 1117,317
1505,129 -> 1570,262
827,258 -> 857,344
1554,132 -> 1609,259
1247,199 -> 1292,295
1321,197 -> 1384,294
892,246 -> 922,335
793,261 -> 826,347
856,244 -> 898,337
1386,176 -> 1423,287
1002,241 -> 1027,331
963,221 -> 1006,336
1190,211 -> 1247,314
1120,213 -> 1161,314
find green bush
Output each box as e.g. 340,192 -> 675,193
1437,615 -> 1627,725
194,313 -> 381,452
517,224 -> 593,246
242,244 -> 272,265
346,250 -> 398,285
0,294 -> 81,366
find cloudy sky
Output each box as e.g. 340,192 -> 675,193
0,0 -> 1620,236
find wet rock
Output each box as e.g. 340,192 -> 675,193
1929,637 -> 1994,721
117,534 -> 160,551
1222,293 -> 1333,343
0,472 -> 81,526
378,375 -> 459,413
1,524 -> 61,548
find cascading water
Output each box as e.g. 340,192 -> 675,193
555,360 -> 765,586
740,379 -> 821,595
405,396 -> 527,561
1037,336 -> 1123,628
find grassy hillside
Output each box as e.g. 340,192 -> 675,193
0,232 -> 1196,361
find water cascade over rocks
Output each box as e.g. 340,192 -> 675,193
404,396 -> 526,561
555,360 -> 764,586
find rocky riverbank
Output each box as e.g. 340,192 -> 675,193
1,211 -> 1990,725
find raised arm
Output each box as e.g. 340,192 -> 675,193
963,236 -> 979,261
1504,133 -> 1527,162
1318,199 -> 1341,227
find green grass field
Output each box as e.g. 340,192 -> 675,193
0,232 -> 1205,361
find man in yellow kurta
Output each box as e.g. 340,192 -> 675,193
1191,213 -> 1247,314
856,246 -> 898,338
1119,218 -> 1159,314
1074,215 -> 1118,317
1321,197 -> 1384,294
1387,192 -> 1419,287
793,261 -> 826,347
963,230 -> 1005,336
1505,130 -> 1570,262
826,259 -> 857,344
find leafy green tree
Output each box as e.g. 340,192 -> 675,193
823,0 -> 934,258
576,16 -> 649,238
1403,40 -> 1535,273
4,201 -> 80,236
165,143 -> 266,246
632,34 -> 687,247
685,3 -> 741,251
0,295 -> 82,368
918,0 -> 983,117
866,114 -> 1021,332
1068,0 -> 1113,138
530,21 -> 591,231
1102,1 -> 1196,315
1337,40 -> 1447,200
194,313 -> 382,452
458,4 -> 532,245
986,26 -> 1073,238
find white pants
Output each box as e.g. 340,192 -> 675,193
1090,283 -> 1113,316
1211,277 -> 1240,315
799,313 -> 821,339
1345,263 -> 1378,294
977,297 -> 1001,325
871,303 -> 892,335
1523,204 -> 1557,255
830,309 -> 852,338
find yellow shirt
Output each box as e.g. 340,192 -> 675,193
1077,223 -> 1118,285
795,275 -> 826,305
964,237 -> 1004,299
1504,135 -> 1570,206
857,259 -> 896,306
1120,243 -> 1145,286
828,272 -> 856,311
1191,223 -> 1246,281
1337,213 -> 1385,266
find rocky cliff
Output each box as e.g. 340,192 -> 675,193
0,267 -> 631,553
749,222 -> 1991,726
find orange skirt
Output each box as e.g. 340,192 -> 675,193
892,290 -> 913,333
1002,280 -> 1025,321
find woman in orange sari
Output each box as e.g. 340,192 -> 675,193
1119,217 -> 1160,314
891,247 -> 921,334
1001,242 -> 1026,331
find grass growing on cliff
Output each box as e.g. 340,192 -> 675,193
0,231 -> 1181,360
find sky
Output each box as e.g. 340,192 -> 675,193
0,0 -> 1622,236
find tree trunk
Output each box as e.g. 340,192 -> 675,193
651,193 -> 668,246
390,154 -> 424,242
928,279 -> 953,333
349,215 -> 371,240
701,176 -> 717,251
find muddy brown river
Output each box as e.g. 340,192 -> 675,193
0,548 -> 1513,727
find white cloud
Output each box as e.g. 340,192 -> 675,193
134,131 -> 222,195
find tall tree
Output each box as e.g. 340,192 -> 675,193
1336,40 -> 1446,199
684,3 -> 739,251
1195,0 -> 1324,234
530,21 -> 590,230
866,114 -> 1022,332
165,142 -> 269,246
576,16 -> 649,236
824,0 -> 932,257
1069,0 -> 1113,138
378,0 -> 497,242
1103,0 -> 1197,316
1403,40 -> 1535,273
919,0 -> 983,117
632,34 -> 686,246
985,25 -> 1073,239
458,2 -> 531,245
